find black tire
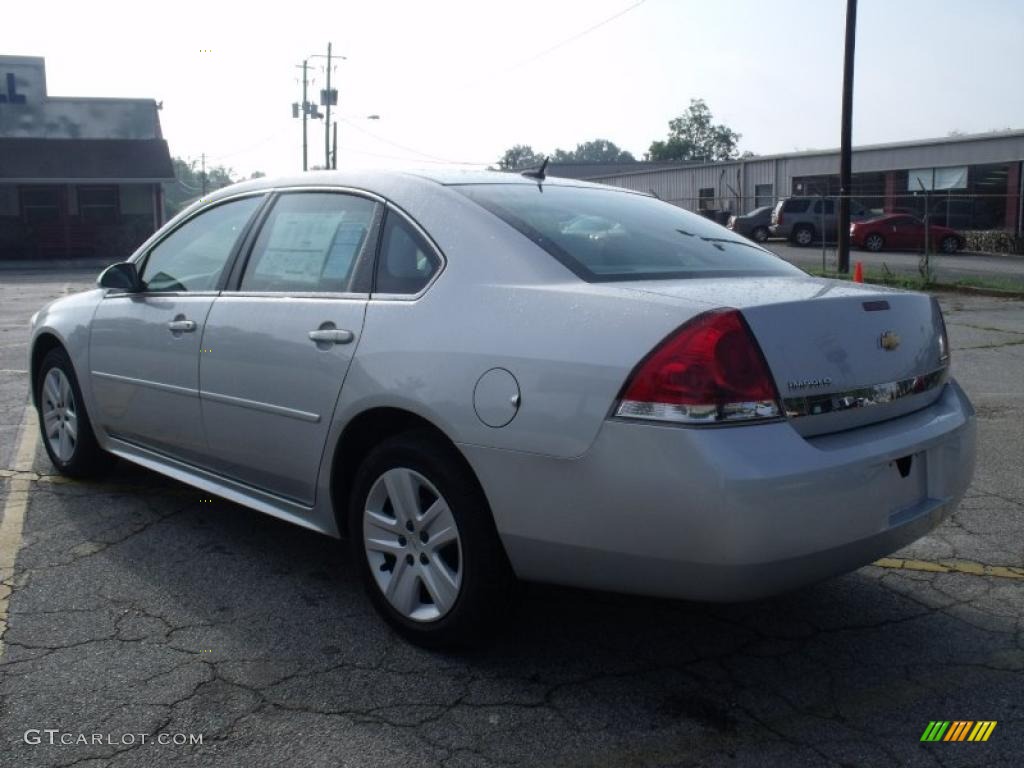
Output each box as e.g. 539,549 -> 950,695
865,233 -> 885,252
940,236 -> 960,254
348,430 -> 514,648
35,347 -> 113,478
751,226 -> 769,243
792,225 -> 815,247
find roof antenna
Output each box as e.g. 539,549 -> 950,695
521,156 -> 548,181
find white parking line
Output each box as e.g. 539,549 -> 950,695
0,404 -> 39,658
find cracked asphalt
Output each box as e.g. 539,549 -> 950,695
1,270 -> 1023,767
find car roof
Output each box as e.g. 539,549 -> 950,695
198,167 -> 641,206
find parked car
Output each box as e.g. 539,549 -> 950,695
29,170 -> 976,647
851,214 -> 964,253
770,197 -> 872,245
893,198 -> 999,231
727,206 -> 772,242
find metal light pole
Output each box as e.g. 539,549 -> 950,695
836,0 -> 858,274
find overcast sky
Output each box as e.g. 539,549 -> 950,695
8,0 -> 1024,177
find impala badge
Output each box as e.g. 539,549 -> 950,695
880,331 -> 901,351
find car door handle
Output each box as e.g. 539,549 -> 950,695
308,329 -> 354,344
167,319 -> 196,332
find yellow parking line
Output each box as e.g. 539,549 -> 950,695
0,404 -> 39,658
874,557 -> 1024,580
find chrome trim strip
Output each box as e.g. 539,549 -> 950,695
200,390 -> 321,423
92,370 -> 197,397
783,367 -> 948,419
104,437 -> 323,530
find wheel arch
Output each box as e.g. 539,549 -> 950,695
30,332 -> 67,408
330,406 -> 495,540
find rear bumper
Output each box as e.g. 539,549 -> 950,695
462,379 -> 976,601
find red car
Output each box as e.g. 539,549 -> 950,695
851,214 -> 964,253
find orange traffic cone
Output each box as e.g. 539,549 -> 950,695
853,261 -> 864,283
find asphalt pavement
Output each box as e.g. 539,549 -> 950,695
1,270 -> 1023,767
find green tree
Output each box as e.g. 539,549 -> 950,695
496,144 -> 545,171
163,157 -> 237,216
551,139 -> 635,163
647,99 -> 741,162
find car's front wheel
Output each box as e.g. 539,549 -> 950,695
349,431 -> 513,648
864,233 -> 885,252
36,347 -> 112,478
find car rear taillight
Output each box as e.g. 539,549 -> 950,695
933,297 -> 950,366
615,308 -> 782,425
776,211 -> 784,226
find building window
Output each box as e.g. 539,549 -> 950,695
754,184 -> 773,209
78,186 -> 119,224
20,186 -> 62,224
698,188 -> 715,210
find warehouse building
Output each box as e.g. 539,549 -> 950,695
569,130 -> 1024,236
0,55 -> 174,260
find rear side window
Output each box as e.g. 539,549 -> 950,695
374,212 -> 440,295
812,199 -> 835,215
455,184 -> 800,282
782,199 -> 811,213
240,192 -> 376,292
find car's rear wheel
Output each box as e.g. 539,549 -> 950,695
940,235 -> 960,254
36,347 -> 112,478
792,225 -> 815,247
864,233 -> 885,252
349,431 -> 513,648
751,225 -> 769,243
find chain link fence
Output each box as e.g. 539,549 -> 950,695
658,192 -> 1023,257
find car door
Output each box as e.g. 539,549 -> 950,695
89,195 -> 265,463
197,190 -> 380,504
889,216 -> 923,249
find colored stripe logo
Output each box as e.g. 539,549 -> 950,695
920,721 -> 997,742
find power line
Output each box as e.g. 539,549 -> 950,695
456,0 -> 646,91
338,117 -> 491,165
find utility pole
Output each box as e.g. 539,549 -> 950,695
324,43 -> 332,169
836,0 -> 858,274
200,153 -> 207,195
332,122 -> 338,169
299,60 -> 309,171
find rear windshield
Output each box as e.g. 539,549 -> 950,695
455,184 -> 799,282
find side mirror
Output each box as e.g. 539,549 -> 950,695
98,262 -> 143,292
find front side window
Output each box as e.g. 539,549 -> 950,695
240,192 -> 377,292
374,212 -> 440,295
140,196 -> 262,292
455,184 -> 801,282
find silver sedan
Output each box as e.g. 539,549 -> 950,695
28,169 -> 976,647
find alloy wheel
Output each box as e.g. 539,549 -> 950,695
795,228 -> 813,246
363,467 -> 463,622
866,234 -> 884,252
42,368 -> 78,463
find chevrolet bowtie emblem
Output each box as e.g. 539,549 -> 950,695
880,331 -> 901,351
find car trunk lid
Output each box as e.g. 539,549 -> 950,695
621,276 -> 949,437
